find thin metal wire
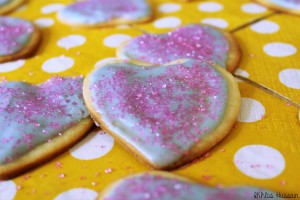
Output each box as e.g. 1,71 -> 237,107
234,74 -> 300,109
230,11 -> 279,33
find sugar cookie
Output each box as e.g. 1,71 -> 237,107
0,17 -> 41,63
57,0 -> 152,27
117,24 -> 241,72
255,0 -> 300,15
99,172 -> 280,200
0,0 -> 24,15
83,59 -> 241,169
0,76 -> 93,179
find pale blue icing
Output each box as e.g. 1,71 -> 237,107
57,0 -> 151,26
0,77 -> 89,165
120,25 -> 230,68
270,0 -> 300,9
0,0 -> 9,6
88,59 -> 229,168
103,173 -> 281,200
0,17 -> 34,56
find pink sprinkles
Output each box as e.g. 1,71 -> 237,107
89,60 -> 228,163
122,25 -> 230,67
0,17 -> 34,56
0,77 -> 88,164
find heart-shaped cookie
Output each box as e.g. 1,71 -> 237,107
99,172 -> 279,200
0,77 -> 93,179
255,0 -> 300,15
0,17 -> 41,63
83,59 -> 240,169
57,0 -> 152,27
0,0 -> 24,15
117,24 -> 241,72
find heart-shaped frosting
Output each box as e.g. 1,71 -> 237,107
0,77 -> 92,178
84,59 -> 240,169
255,0 -> 300,14
99,172 -> 279,200
117,24 -> 241,72
57,0 -> 152,27
0,17 -> 41,63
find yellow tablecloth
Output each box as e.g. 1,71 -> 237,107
0,0 -> 299,199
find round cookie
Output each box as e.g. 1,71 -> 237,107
0,17 -> 41,63
57,0 -> 152,27
83,59 -> 241,169
255,0 -> 300,15
117,24 -> 241,72
0,76 -> 93,179
0,0 -> 25,15
99,171 -> 280,200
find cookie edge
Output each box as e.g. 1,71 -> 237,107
254,0 -> 300,15
0,18 -> 42,63
0,0 -> 25,15
83,59 -> 241,170
116,24 -> 241,73
0,117 -> 94,180
56,0 -> 154,28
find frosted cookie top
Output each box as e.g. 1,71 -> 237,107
87,59 -> 229,167
270,0 -> 300,9
58,0 -> 151,26
101,173 -> 279,200
0,0 -> 9,6
0,77 -> 89,164
118,25 -> 233,69
0,17 -> 35,56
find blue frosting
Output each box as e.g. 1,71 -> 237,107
0,77 -> 89,164
270,0 -> 300,9
103,173 -> 281,200
58,0 -> 151,26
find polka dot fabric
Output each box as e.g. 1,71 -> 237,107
0,0 -> 299,199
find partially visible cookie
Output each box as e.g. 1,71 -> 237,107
57,0 -> 152,27
83,59 -> 241,169
0,0 -> 25,15
0,76 -> 93,179
99,171 -> 281,200
0,17 -> 41,63
117,24 -> 241,72
255,0 -> 300,15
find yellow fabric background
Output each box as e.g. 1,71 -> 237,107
0,0 -> 299,199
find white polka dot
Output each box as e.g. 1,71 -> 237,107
103,34 -> 132,48
57,35 -> 86,49
234,145 -> 285,179
238,98 -> 265,123
0,181 -> 17,200
54,188 -> 98,200
42,56 -> 74,73
201,18 -> 228,28
70,130 -> 114,160
279,69 -> 300,89
41,4 -> 65,14
159,3 -> 181,13
0,60 -> 25,73
95,57 -> 120,68
234,68 -> 249,82
234,68 -> 249,78
34,18 -> 54,28
198,2 -> 223,12
241,3 -> 267,14
263,42 -> 297,57
154,17 -> 181,29
250,20 -> 279,34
